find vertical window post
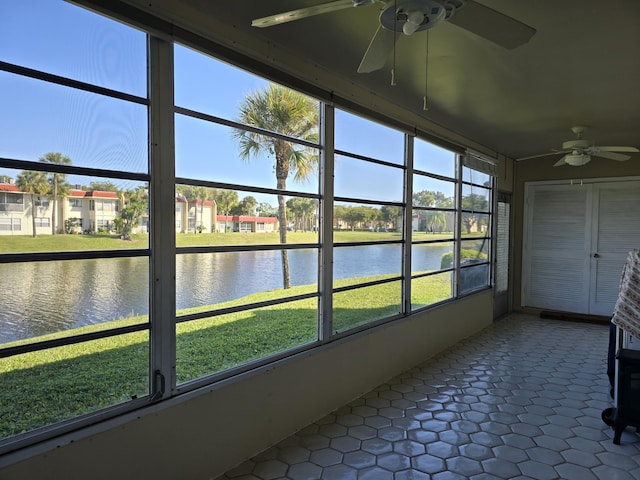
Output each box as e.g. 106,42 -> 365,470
319,102 -> 334,341
149,36 -> 176,398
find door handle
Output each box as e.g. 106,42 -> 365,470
593,253 -> 600,258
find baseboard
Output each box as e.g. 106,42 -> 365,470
539,310 -> 611,325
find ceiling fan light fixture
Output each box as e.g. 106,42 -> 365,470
402,10 -> 425,35
564,153 -> 591,166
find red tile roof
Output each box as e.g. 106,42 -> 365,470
69,189 -> 119,199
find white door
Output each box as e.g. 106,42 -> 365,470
522,180 -> 640,316
522,184 -> 592,313
589,182 -> 640,315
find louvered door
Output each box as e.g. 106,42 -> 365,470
523,180 -> 640,316
522,184 -> 592,313
589,182 -> 640,315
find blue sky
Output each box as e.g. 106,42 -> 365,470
0,0 -> 455,207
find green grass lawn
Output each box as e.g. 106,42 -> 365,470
0,230 -> 459,439
0,230 -> 461,252
0,271 -> 451,440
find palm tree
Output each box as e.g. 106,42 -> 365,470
214,189 -> 239,232
234,84 -> 319,289
16,170 -> 50,237
39,152 -> 71,235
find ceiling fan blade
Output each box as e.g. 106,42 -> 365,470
516,150 -> 567,161
590,150 -> 631,161
252,0 -> 355,28
447,0 -> 536,49
553,156 -> 568,167
595,146 -> 640,153
357,25 -> 397,73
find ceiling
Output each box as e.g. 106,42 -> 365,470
114,0 -> 640,162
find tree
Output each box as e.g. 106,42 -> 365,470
16,170 -> 49,238
461,193 -> 489,234
286,197 -> 307,231
214,189 -> 239,232
231,195 -> 258,216
425,210 -> 446,233
89,180 -> 118,192
234,84 -> 318,288
114,186 -> 148,240
256,202 -> 278,217
381,205 -> 402,230
39,152 -> 71,235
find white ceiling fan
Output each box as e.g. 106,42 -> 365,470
252,0 -> 536,74
517,126 -> 640,167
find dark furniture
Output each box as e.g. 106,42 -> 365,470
612,348 -> 640,445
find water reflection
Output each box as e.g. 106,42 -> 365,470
0,243 -> 451,343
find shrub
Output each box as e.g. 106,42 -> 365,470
441,249 -> 487,269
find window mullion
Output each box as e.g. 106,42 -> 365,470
149,36 -> 176,399
319,103 -> 334,341
454,154 -> 463,297
403,135 -> 414,313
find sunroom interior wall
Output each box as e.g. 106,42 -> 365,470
1,291 -> 492,480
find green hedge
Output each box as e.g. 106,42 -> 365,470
441,249 -> 487,269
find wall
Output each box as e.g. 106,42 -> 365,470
0,291 -> 492,480
512,154 -> 640,312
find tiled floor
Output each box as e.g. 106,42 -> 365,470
216,314 -> 640,479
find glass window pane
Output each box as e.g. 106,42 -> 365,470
175,44 -> 270,120
459,264 -> 490,295
411,272 -> 453,309
412,242 -> 455,273
175,114 -> 319,194
462,166 -> 491,186
0,331 -> 149,440
0,0 -> 147,96
175,188 -> 317,244
412,175 -> 455,206
176,298 -> 318,384
460,239 -> 490,262
461,213 -> 490,238
0,258 -> 148,345
0,170 -> 147,251
0,72 -> 148,172
462,184 -> 490,212
335,109 -> 404,165
333,202 -> 402,241
411,209 -> 455,237
335,155 -> 403,202
333,244 -> 402,288
177,249 -> 318,312
333,281 -> 402,333
414,138 -> 456,178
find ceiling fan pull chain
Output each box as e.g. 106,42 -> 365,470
423,30 -> 429,110
391,0 -> 397,86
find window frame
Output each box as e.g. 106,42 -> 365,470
0,0 -> 496,455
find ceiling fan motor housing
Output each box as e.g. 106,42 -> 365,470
380,0 -> 463,34
562,139 -> 590,150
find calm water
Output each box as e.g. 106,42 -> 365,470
0,243 -> 451,343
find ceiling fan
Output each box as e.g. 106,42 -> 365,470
252,0 -> 536,73
517,126 -> 640,167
